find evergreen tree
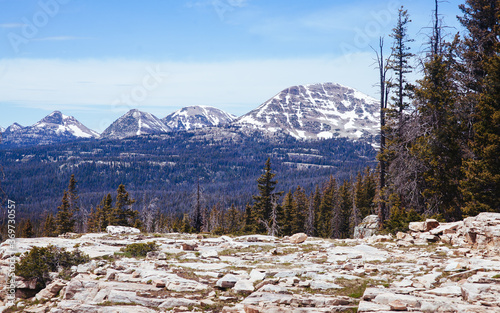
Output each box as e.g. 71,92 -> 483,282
42,213 -> 56,237
181,213 -> 192,233
242,204 -> 255,234
312,185 -> 322,237
55,191 -> 74,235
225,204 -> 242,234
411,1 -> 463,220
304,192 -> 315,236
252,158 -> 281,234
317,177 -> 337,238
20,219 -> 35,238
338,181 -> 352,239
191,179 -> 203,232
459,0 -> 500,215
67,174 -> 80,231
88,194 -> 113,232
109,184 -> 138,226
291,186 -> 308,234
280,191 -> 294,236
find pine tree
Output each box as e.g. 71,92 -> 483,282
312,185 -> 322,237
459,0 -> 500,215
291,186 -> 308,234
181,213 -> 192,233
304,192 -> 315,236
412,1 -> 463,220
55,191 -> 74,235
42,213 -> 56,237
109,184 -> 138,226
191,179 -> 203,233
67,174 -> 80,232
280,191 -> 294,236
338,181 -> 352,239
88,194 -> 113,232
225,204 -> 242,234
317,177 -> 337,238
252,158 -> 282,234
242,204 -> 255,234
387,6 -> 414,132
20,219 -> 35,238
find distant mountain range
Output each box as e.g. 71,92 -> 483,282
1,83 -> 380,147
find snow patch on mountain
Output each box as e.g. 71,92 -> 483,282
101,109 -> 170,139
32,111 -> 99,138
163,106 -> 236,131
235,82 -> 379,142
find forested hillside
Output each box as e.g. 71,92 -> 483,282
0,127 -> 376,229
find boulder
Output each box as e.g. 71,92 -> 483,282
181,241 -> 198,251
289,233 -> 308,244
353,215 -> 379,239
35,279 -> 67,301
233,279 -> 255,293
409,219 -> 439,232
106,226 -> 140,235
216,274 -> 240,288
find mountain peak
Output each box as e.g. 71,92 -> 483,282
101,109 -> 170,139
32,111 -> 99,138
235,82 -> 379,142
163,106 -> 236,131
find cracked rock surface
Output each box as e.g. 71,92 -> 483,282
0,213 -> 499,312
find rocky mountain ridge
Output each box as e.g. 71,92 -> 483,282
1,82 -> 380,146
235,83 -> 379,142
100,109 -> 171,139
1,111 -> 99,146
0,213 -> 498,312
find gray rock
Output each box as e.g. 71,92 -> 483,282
216,274 -> 240,288
354,215 -> 379,239
106,225 -> 140,235
233,279 -> 254,293
289,233 -> 308,244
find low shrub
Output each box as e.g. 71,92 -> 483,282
119,241 -> 158,258
15,245 -> 89,289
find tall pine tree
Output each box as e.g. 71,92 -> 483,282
252,158 -> 281,234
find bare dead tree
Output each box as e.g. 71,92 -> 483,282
371,37 -> 391,228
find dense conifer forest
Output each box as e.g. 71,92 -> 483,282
1,0 -> 499,240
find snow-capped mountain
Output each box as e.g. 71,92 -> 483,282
162,106 -> 237,131
33,111 -> 99,138
0,126 -> 4,133
1,111 -> 99,147
101,109 -> 170,139
235,83 -> 379,142
5,123 -> 24,133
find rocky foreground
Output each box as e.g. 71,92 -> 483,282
1,213 -> 500,313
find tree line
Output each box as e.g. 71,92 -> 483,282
376,0 -> 499,227
2,158 -> 380,239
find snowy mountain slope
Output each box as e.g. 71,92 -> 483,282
4,123 -> 24,133
101,109 -> 171,139
1,112 -> 100,147
0,126 -> 4,133
235,82 -> 379,142
32,111 -> 99,138
162,106 -> 236,131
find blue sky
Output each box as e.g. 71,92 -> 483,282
0,0 -> 464,132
